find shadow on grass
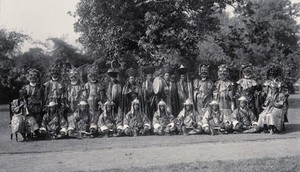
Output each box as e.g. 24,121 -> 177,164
285,123 -> 300,134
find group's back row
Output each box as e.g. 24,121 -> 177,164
10,63 -> 289,141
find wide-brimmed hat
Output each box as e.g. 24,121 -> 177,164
47,101 -> 58,107
183,99 -> 193,106
78,101 -> 88,106
178,65 -> 189,74
126,68 -> 138,77
107,68 -> 120,77
238,96 -> 248,102
158,100 -> 167,106
143,66 -> 155,74
209,100 -> 219,106
132,98 -> 140,105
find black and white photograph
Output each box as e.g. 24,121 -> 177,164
0,0 -> 300,171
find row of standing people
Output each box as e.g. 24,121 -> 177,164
10,63 -> 289,140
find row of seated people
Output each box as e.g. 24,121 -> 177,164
11,80 -> 286,141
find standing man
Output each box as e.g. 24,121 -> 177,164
23,68 -> 44,126
142,66 -> 156,121
106,68 -> 122,109
83,65 -> 105,137
44,65 -> 64,106
162,66 -> 179,116
193,65 -> 213,119
121,68 -> 142,121
213,64 -> 235,123
177,65 -> 193,111
65,68 -> 83,136
236,64 -> 258,115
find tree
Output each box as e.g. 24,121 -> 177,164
74,0 -> 235,69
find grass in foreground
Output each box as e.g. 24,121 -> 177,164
102,156 -> 300,172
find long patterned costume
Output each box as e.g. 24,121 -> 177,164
213,64 -> 235,123
98,101 -> 123,136
40,102 -> 68,139
23,69 -> 44,125
106,68 -> 122,109
121,68 -> 143,121
193,65 -> 213,117
142,67 -> 156,121
177,65 -> 193,111
236,64 -> 258,116
11,89 -> 39,140
257,81 -> 287,133
152,100 -> 176,135
202,100 -> 232,135
161,66 -> 179,116
123,99 -> 151,136
232,96 -> 258,133
176,99 -> 202,135
83,66 -> 105,135
67,101 -> 90,138
44,65 -> 64,106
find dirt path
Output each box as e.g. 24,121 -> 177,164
1,137 -> 299,172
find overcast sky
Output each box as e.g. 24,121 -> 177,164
0,0 -> 80,51
0,0 -> 299,52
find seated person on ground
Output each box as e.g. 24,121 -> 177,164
152,100 -> 176,135
202,100 -> 232,135
98,101 -> 123,137
176,99 -> 202,135
232,96 -> 259,133
123,98 -> 151,136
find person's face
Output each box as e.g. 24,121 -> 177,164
240,101 -> 247,108
88,74 -> 97,83
111,76 -> 117,82
49,106 -> 56,113
212,105 -> 219,111
106,105 -> 111,112
218,69 -> 228,81
29,74 -> 38,83
133,103 -> 139,111
180,74 -> 186,80
70,75 -> 78,82
164,73 -> 170,81
129,76 -> 135,84
171,74 -> 176,82
159,105 -> 165,112
185,105 -> 192,111
80,105 -> 86,111
146,74 -> 152,81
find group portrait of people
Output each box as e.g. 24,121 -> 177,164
10,60 -> 290,141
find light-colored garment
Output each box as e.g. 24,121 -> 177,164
257,91 -> 286,131
11,99 -> 39,134
193,78 -> 213,116
40,109 -> 67,134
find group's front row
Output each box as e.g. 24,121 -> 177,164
12,91 -> 284,141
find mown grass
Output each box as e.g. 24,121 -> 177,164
102,156 -> 300,172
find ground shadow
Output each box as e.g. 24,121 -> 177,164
284,123 -> 300,134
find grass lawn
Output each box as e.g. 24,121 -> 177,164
106,156 -> 300,172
